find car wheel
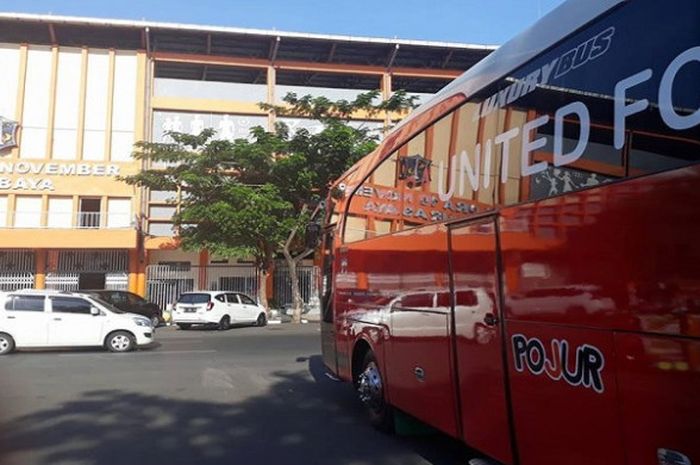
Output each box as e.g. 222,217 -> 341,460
218,315 -> 231,331
177,324 -> 191,330
106,331 -> 135,353
0,333 -> 15,356
150,315 -> 160,328
356,351 -> 393,431
256,313 -> 267,327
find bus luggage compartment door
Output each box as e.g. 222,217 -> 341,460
450,219 -> 513,465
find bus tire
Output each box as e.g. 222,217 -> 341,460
357,350 -> 393,432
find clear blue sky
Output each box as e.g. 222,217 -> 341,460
4,0 -> 567,45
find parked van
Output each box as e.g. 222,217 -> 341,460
0,289 -> 155,355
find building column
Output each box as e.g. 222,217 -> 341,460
135,249 -> 148,297
198,250 -> 209,290
382,72 -> 392,133
128,248 -> 139,293
267,65 -> 276,131
35,249 -> 47,289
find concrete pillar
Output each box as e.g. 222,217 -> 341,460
35,249 -> 47,289
128,248 -> 139,293
136,250 -> 148,297
382,72 -> 392,133
267,66 -> 276,131
198,250 -> 209,290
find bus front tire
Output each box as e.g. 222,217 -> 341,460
357,351 -> 393,432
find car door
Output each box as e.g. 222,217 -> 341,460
48,296 -> 105,346
2,295 -> 49,346
225,293 -> 245,321
237,293 -> 259,322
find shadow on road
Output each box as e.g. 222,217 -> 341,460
0,355 -> 470,465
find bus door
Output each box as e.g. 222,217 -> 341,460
449,218 -> 513,465
320,227 -> 338,374
385,223 -> 459,438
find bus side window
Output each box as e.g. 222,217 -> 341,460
525,121 -> 623,202
629,132 -> 700,175
343,151 -> 401,243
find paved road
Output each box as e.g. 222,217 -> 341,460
0,323 -> 472,465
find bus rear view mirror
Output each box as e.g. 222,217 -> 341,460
305,223 -> 321,249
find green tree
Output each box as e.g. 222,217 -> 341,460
122,90 -> 417,320
121,128 -> 293,309
263,90 -> 417,323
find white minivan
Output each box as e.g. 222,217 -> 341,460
0,289 -> 155,355
172,291 -> 267,330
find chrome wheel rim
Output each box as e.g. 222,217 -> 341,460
151,316 -> 159,327
111,335 -> 130,351
357,361 -> 384,410
0,337 -> 9,352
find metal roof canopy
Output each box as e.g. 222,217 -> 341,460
0,12 -> 496,71
153,61 -> 451,93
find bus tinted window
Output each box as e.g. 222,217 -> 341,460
343,0 -> 699,244
629,133 -> 700,175
486,0 -> 700,205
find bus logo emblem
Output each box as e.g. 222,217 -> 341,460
0,116 -> 19,152
512,334 -> 605,393
398,154 -> 431,188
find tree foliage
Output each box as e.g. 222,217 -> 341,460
121,90 -> 418,313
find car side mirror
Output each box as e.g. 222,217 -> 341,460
305,222 -> 321,249
90,307 -> 101,316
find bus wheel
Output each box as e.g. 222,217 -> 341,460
357,351 -> 393,431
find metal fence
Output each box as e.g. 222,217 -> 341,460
273,264 -> 319,310
0,273 -> 34,291
45,273 -> 79,291
146,264 -> 259,310
44,272 -> 129,291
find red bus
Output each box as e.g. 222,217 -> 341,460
318,0 -> 700,464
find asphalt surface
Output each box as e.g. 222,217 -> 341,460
0,323 -> 472,465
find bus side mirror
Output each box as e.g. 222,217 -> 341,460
305,223 -> 321,249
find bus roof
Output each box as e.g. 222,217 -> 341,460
338,0 -> 624,188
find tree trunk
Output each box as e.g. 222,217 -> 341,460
283,247 -> 304,324
258,268 -> 269,313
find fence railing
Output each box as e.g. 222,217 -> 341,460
1,211 -> 133,229
0,273 -> 34,292
273,265 -> 319,311
145,264 -> 259,311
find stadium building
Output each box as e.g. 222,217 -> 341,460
0,12 -> 494,308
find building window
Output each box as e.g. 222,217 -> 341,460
14,196 -> 42,228
47,197 -> 73,228
107,198 -> 131,228
19,46 -> 52,160
83,50 -> 109,161
0,196 -> 7,228
78,198 -> 101,229
148,222 -> 176,237
52,48 -> 82,160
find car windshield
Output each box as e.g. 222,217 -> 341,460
178,293 -> 211,304
89,296 -> 126,314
